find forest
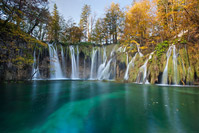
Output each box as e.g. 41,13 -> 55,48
0,0 -> 199,84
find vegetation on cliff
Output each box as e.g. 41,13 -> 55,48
0,0 -> 199,83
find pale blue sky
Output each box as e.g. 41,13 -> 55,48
49,0 -> 133,24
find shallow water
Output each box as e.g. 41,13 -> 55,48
0,81 -> 199,133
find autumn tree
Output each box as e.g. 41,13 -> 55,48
124,0 -> 152,45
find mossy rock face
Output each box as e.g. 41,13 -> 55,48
128,54 -> 145,82
186,67 -> 194,84
148,55 -> 162,84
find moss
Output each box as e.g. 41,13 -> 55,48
128,54 -> 145,82
148,55 -> 163,84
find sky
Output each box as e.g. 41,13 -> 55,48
49,0 -> 133,24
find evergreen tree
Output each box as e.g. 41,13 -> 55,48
48,4 -> 60,42
79,4 -> 91,42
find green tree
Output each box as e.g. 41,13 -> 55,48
79,4 -> 91,42
104,2 -> 124,44
48,4 -> 60,42
93,18 -> 104,44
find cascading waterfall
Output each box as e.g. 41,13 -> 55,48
69,46 -> 78,79
97,46 -> 116,80
162,45 -> 178,85
162,46 -> 173,84
124,53 -> 137,80
97,47 -> 107,79
32,50 -> 40,79
137,52 -> 154,84
124,53 -> 129,80
48,43 -> 64,79
98,59 -> 112,80
90,48 -> 98,79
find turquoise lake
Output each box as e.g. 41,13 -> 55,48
0,81 -> 199,133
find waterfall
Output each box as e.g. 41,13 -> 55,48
97,46 -> 116,80
162,46 -> 173,84
110,45 -> 117,57
173,45 -> 178,85
97,47 -> 107,79
117,46 -> 123,52
32,50 -> 40,80
69,46 -> 78,79
90,48 -> 98,79
48,43 -> 64,79
60,45 -> 66,77
161,45 -> 178,85
98,59 -> 112,80
137,44 -> 143,57
137,52 -> 154,84
124,53 -> 137,80
123,47 -> 126,52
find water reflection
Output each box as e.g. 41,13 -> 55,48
0,82 -> 199,132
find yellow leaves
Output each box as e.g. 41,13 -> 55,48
140,46 -> 148,50
124,0 -> 153,42
130,40 -> 140,45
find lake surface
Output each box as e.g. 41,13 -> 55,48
0,81 -> 199,133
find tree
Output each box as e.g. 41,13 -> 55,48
48,4 -> 60,42
124,0 -> 152,45
0,0 -> 49,34
79,4 -> 91,42
104,2 -> 124,44
93,18 -> 104,44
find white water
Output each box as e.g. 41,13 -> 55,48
48,43 -> 63,79
90,48 -> 98,79
124,53 -> 137,80
98,59 -> 112,80
162,46 -> 173,84
69,46 -> 78,79
97,46 -> 116,80
137,52 -> 154,84
97,47 -> 107,79
32,50 -> 40,79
